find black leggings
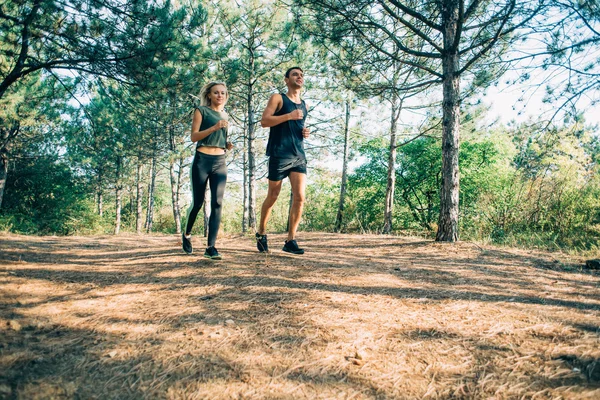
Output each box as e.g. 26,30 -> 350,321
184,152 -> 227,247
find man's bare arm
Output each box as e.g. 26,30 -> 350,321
260,94 -> 303,128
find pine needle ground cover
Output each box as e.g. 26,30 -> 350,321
1,233 -> 599,399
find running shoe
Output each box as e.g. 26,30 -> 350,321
182,232 -> 193,254
204,246 -> 222,260
256,233 -> 269,253
282,239 -> 304,255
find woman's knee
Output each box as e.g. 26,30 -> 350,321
212,199 -> 223,210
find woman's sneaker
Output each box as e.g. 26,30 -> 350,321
256,233 -> 269,253
282,239 -> 304,255
204,246 -> 222,260
182,233 -> 193,254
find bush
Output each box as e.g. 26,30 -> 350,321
1,156 -> 106,235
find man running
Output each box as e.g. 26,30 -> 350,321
256,67 -> 310,254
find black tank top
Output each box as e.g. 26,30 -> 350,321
265,94 -> 307,160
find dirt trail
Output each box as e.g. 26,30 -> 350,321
1,233 -> 599,399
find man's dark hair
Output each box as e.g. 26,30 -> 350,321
285,67 -> 303,78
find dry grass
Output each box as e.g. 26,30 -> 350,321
0,232 -> 599,399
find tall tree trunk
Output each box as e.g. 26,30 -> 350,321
0,122 -> 19,210
114,156 -> 123,235
436,0 -> 461,242
383,97 -> 401,234
169,159 -> 182,234
96,192 -> 103,216
246,69 -> 257,231
145,154 -> 157,232
95,167 -> 104,216
128,186 -> 134,216
242,121 -> 249,233
335,101 -> 351,232
177,157 -> 184,231
136,160 -> 144,234
0,146 -> 8,210
167,95 -> 183,234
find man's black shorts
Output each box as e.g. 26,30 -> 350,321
268,157 -> 307,181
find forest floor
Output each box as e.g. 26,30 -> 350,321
1,232 -> 599,399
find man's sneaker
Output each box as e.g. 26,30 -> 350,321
282,239 -> 304,255
182,232 -> 193,254
204,246 -> 222,260
256,233 -> 269,253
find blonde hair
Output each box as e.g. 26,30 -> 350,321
199,81 -> 228,107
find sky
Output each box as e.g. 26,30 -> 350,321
483,76 -> 600,129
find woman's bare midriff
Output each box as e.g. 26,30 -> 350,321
197,146 -> 225,155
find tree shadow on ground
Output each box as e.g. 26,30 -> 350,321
1,234 -> 599,399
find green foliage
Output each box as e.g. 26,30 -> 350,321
2,0 -> 599,259
346,137 -> 388,232
1,156 -> 107,235
1,0 -> 201,99
346,127 -> 535,239
395,137 -> 442,231
462,123 -> 600,251
302,172 -> 339,231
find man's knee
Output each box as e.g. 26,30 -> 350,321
266,186 -> 282,202
266,193 -> 280,206
292,192 -> 305,205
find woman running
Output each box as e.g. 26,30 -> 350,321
182,81 -> 232,259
